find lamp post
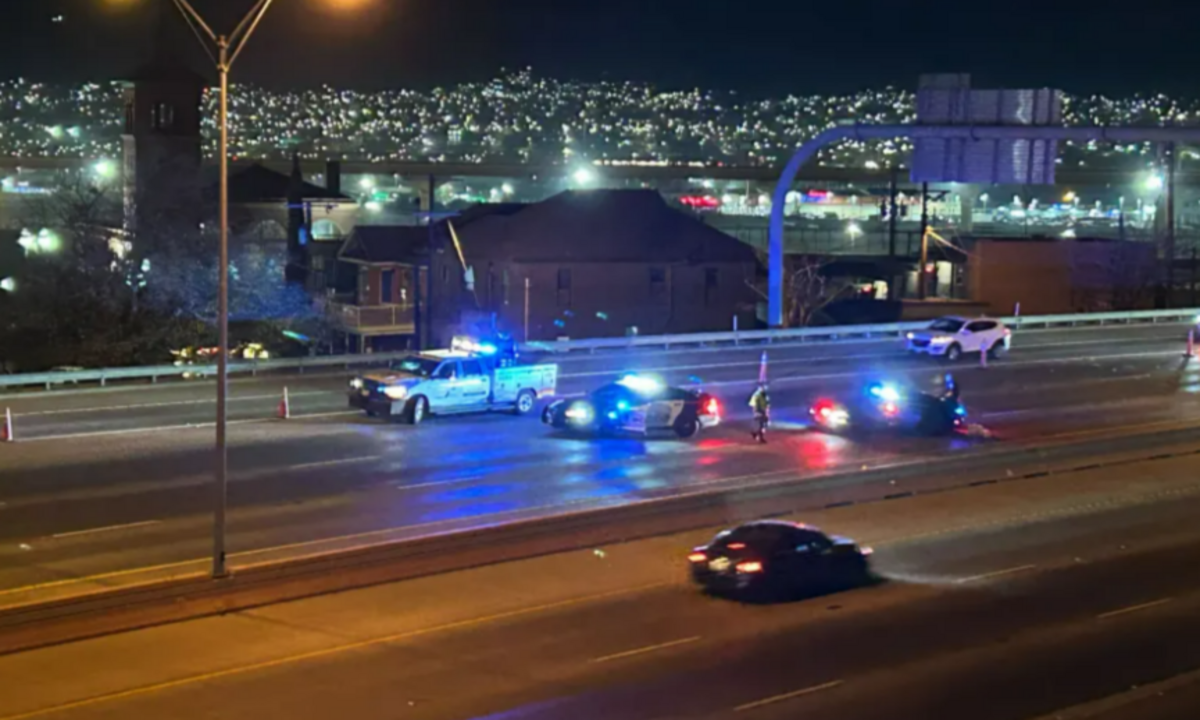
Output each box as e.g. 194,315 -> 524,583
167,0 -> 278,579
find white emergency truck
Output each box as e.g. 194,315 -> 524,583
348,338 -> 557,424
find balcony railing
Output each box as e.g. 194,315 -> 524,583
328,302 -> 415,333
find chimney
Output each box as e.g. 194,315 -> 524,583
326,160 -> 342,196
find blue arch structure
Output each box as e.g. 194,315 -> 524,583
766,124 -> 1200,327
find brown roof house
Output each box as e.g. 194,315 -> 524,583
334,189 -> 760,349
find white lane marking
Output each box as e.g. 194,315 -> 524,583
395,475 -> 488,491
285,456 -> 382,472
734,680 -> 844,712
559,348 -> 1178,381
52,520 -> 162,540
17,411 -> 362,442
16,418 -> 272,442
956,564 -> 1037,584
1097,598 -> 1173,620
590,636 -> 701,663
17,392 -> 330,417
287,410 -> 361,420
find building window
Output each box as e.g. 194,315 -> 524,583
649,266 -> 668,304
557,268 -> 572,308
704,267 -> 719,306
152,102 -> 176,131
312,219 -> 342,240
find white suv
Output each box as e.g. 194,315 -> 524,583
906,316 -> 1011,361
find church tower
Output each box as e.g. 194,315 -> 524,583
120,15 -> 207,231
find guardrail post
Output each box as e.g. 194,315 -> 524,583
100,376 -> 106,387
2,407 -> 13,442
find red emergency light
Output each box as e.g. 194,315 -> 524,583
679,195 -> 720,209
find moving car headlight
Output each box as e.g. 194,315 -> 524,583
383,386 -> 409,400
349,378 -> 364,390
564,402 -> 594,423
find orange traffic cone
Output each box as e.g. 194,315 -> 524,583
1,407 -> 12,442
278,387 -> 291,420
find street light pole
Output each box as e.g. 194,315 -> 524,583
214,36 -> 230,578
168,0 -> 278,579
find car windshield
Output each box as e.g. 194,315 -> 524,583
928,318 -> 965,333
390,356 -> 440,377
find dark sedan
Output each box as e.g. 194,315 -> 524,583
689,520 -> 872,599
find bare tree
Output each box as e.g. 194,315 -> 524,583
746,253 -> 850,328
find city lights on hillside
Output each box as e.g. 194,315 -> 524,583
1,71 -> 1198,171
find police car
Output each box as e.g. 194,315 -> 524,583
542,375 -> 721,439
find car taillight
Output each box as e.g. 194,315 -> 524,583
726,543 -> 746,550
882,402 -> 899,417
688,552 -> 707,563
735,561 -> 763,574
703,397 -> 720,416
812,398 -> 835,416
861,546 -> 874,556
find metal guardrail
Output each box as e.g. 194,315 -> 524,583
0,352 -> 418,391
1,307 -> 1196,390
523,307 -> 1200,353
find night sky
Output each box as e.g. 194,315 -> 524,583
2,0 -> 1198,96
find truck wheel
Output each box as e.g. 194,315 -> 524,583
405,396 -> 429,425
944,343 -> 963,362
674,417 -> 700,439
514,390 -> 536,416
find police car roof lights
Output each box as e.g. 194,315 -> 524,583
450,336 -> 499,356
617,374 -> 663,394
868,383 -> 902,403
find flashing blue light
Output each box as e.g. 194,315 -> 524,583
478,343 -> 498,355
868,384 -> 901,402
617,400 -> 629,411
607,411 -> 618,420
282,330 -> 311,343
617,374 -> 663,394
955,405 -> 968,417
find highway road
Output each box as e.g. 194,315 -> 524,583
0,323 -> 1198,601
5,449 -> 1200,720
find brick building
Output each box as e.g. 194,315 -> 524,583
334,189 -> 760,349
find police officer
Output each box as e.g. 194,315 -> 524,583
943,373 -> 960,402
749,383 -> 771,443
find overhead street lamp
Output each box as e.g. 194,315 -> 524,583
109,0 -> 370,579
162,0 -> 283,579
